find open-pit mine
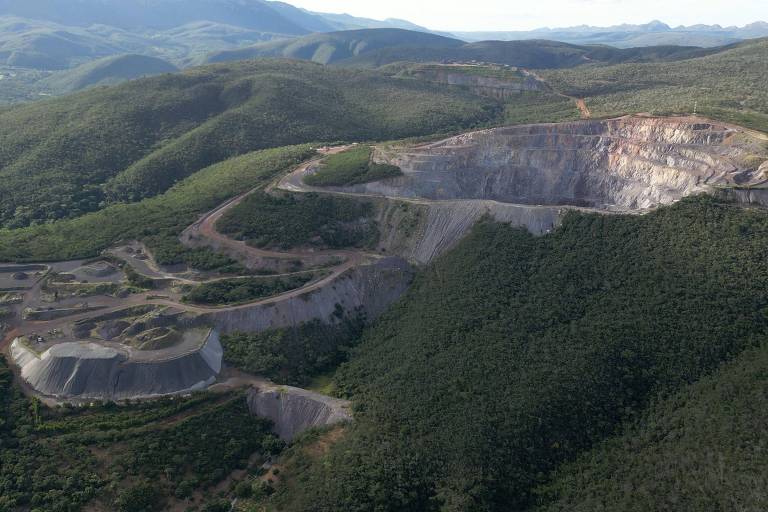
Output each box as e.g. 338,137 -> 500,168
2,115 -> 766,438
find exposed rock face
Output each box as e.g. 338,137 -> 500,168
375,199 -> 561,264
201,257 -> 413,334
10,330 -> 223,400
405,66 -> 546,100
332,117 -> 767,212
247,386 -> 351,441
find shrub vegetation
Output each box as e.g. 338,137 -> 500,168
182,273 -> 314,306
304,145 -> 402,186
0,356 -> 280,511
217,192 -> 378,250
263,196 -> 768,511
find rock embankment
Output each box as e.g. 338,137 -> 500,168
200,257 -> 413,333
404,66 -> 547,100
10,329 -> 223,400
247,386 -> 351,441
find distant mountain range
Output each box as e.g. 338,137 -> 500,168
0,0 -> 439,34
0,0 -> 767,104
207,28 -> 723,68
455,20 -> 768,48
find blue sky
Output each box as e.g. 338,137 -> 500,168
288,0 -> 767,32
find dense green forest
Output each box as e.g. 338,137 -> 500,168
182,273 -> 314,306
535,339 -> 768,511
260,196 -> 768,511
0,59 -> 498,229
0,355 -> 282,512
217,192 -> 378,250
303,145 -> 402,187
222,316 -> 366,387
0,145 -> 314,263
543,38 -> 768,132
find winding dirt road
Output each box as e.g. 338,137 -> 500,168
1,146 -> 377,350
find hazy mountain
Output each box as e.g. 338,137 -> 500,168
454,20 -> 768,48
208,29 -> 721,69
207,28 -> 465,65
311,11 -> 433,32
38,54 -> 177,93
0,0 -> 310,33
0,15 -> 289,70
0,16 -> 126,69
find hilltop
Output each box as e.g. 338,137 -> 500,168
38,54 -> 178,93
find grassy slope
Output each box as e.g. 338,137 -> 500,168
534,340 -> 768,512
0,59 -> 498,229
265,196 -> 768,511
542,38 -> 768,131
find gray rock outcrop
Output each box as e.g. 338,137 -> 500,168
247,386 -> 351,441
201,257 -> 413,333
10,330 -> 223,400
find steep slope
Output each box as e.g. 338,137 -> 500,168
39,54 -> 178,93
0,59 -> 498,229
207,28 -> 465,65
358,118 -> 768,210
263,196 -> 768,511
534,340 -> 768,512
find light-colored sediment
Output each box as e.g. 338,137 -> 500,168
10,329 -> 222,400
247,385 -> 351,441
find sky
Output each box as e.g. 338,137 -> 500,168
287,0 -> 767,32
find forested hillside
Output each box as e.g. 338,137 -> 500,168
0,355 -> 281,511
0,145 -> 314,263
542,37 -> 768,131
0,59 -> 497,229
207,28 -> 464,65
208,30 -> 719,68
38,54 -> 178,93
535,339 -> 768,511
260,196 -> 768,511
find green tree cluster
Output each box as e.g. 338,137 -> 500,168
265,196 -> 768,511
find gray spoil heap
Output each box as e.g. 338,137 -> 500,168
201,257 -> 413,334
10,330 -> 223,400
334,117 -> 768,210
247,386 -> 351,441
